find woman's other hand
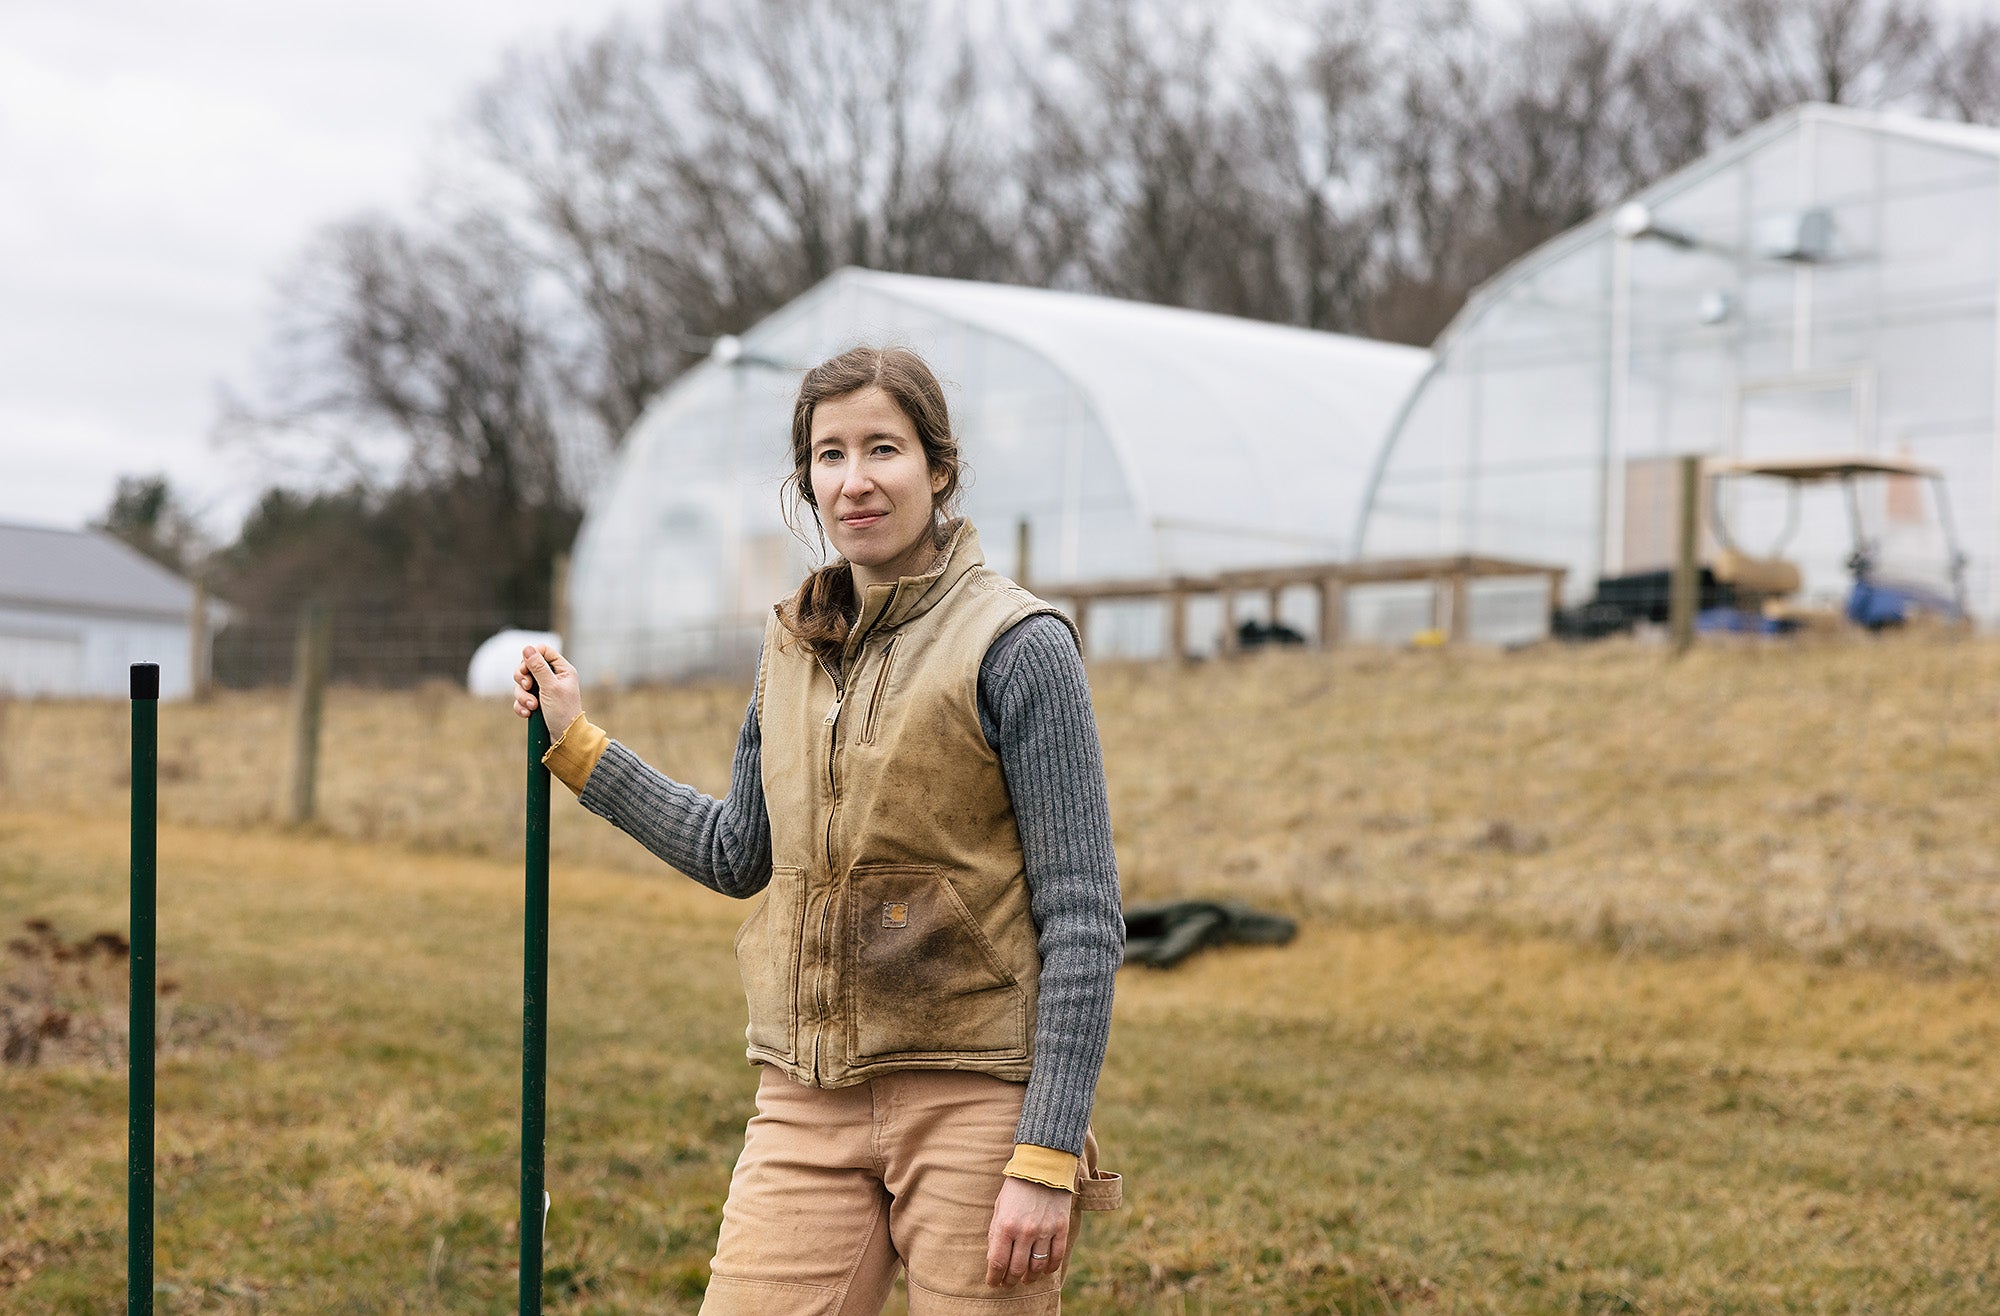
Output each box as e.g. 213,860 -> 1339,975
514,644 -> 584,734
985,1176 -> 1073,1287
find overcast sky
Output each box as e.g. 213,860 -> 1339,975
0,0 -> 638,539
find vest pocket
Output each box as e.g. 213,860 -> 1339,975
858,637 -> 899,744
846,863 -> 1027,1062
734,866 -> 806,1062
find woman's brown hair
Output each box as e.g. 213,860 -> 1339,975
776,346 -> 964,661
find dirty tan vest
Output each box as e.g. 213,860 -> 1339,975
741,521 -> 1076,1086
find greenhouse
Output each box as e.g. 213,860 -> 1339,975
1358,104 -> 2000,637
567,269 -> 1432,679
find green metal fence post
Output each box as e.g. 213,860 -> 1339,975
519,697 -> 552,1314
129,662 -> 158,1316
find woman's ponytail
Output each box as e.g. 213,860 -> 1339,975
776,560 -> 856,661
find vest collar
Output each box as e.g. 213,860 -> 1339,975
843,518 -> 982,659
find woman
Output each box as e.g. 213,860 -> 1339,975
512,345 -> 1124,1314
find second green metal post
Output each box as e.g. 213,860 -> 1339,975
129,662 -> 158,1315
519,702 -> 551,1314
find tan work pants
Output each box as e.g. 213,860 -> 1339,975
700,1066 -> 1107,1315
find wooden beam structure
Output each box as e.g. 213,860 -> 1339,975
1040,554 -> 1566,659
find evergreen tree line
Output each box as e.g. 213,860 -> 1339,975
107,0 -> 2000,684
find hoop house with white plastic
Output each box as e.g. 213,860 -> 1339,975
569,269 -> 1431,679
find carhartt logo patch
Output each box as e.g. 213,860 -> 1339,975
881,902 -> 909,929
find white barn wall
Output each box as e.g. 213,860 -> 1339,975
0,603 -> 196,698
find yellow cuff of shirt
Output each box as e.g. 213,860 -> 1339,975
542,713 -> 609,796
1003,1144 -> 1079,1193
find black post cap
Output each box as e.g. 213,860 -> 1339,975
130,663 -> 160,701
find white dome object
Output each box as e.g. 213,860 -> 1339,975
467,629 -> 562,697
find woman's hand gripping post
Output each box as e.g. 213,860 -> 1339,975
514,644 -> 585,738
985,1176 -> 1074,1288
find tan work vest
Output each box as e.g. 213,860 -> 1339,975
741,521 -> 1076,1086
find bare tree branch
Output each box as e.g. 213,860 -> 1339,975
1704,0 -> 1938,122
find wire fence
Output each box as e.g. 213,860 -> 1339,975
209,580 -> 1567,693
212,610 -> 544,690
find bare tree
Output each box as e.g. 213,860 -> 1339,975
1364,2 -> 1719,344
477,0 -> 1014,446
1927,14 -> 2000,124
1237,4 -> 1396,332
246,211 -> 579,619
1703,0 -> 1939,123
660,0 -> 1013,281
92,475 -> 208,575
1481,6 -> 1714,245
301,215 -> 568,508
1017,0 -> 1301,318
474,25 -> 711,450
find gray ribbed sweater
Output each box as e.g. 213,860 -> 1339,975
576,613 -> 1123,1158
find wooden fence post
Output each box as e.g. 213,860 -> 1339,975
550,551 -> 571,643
1670,454 -> 1701,655
187,576 -> 211,703
288,603 -> 331,826
1318,577 -> 1346,650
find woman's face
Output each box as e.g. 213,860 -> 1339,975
809,385 -> 949,589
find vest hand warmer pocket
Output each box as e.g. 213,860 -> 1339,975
845,864 -> 1027,1062
734,866 -> 807,1062
858,637 -> 899,745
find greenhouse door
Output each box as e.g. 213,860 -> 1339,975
1621,456 -> 1714,574
1726,372 -> 1872,604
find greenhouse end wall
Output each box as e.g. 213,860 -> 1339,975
1360,107 -> 2000,635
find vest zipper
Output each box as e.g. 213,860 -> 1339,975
815,651 -> 844,1084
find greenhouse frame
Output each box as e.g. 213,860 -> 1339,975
1358,104 -> 2000,635
567,269 -> 1431,680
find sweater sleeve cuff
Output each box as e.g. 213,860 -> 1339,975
542,713 -> 609,796
1003,1144 -> 1079,1193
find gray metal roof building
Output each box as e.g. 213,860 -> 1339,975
0,521 -> 222,697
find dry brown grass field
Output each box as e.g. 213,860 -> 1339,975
7,632 -> 2000,965
3,633 -> 2000,1310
